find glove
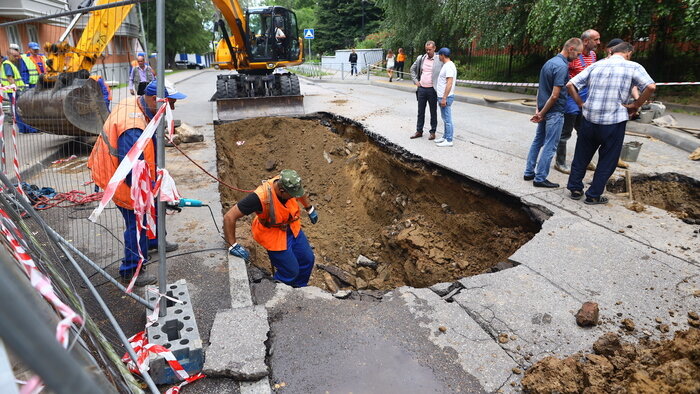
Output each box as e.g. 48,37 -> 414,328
228,243 -> 250,261
307,205 -> 319,224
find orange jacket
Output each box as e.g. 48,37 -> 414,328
88,97 -> 155,209
251,177 -> 302,251
397,53 -> 406,62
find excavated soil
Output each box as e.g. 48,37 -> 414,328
521,329 -> 700,394
215,114 -> 540,291
607,173 -> 700,224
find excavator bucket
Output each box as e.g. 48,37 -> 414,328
17,76 -> 110,136
214,95 -> 304,123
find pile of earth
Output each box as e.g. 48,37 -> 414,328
215,115 -> 540,291
521,329 -> 700,393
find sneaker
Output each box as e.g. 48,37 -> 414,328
554,163 -> 570,174
436,140 -> 453,147
119,271 -> 157,287
149,240 -> 179,253
434,137 -> 445,143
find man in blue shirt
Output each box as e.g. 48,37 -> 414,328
524,38 -> 583,188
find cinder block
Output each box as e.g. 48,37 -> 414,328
145,279 -> 203,385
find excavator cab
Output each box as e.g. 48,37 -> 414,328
246,7 -> 300,63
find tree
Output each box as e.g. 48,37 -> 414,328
142,0 -> 214,68
315,0 -> 383,54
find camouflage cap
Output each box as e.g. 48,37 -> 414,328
279,169 -> 305,197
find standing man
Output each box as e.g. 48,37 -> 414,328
88,79 -> 184,286
523,38 -> 583,188
1,48 -> 25,93
566,42 -> 655,204
410,40 -> 442,140
223,170 -> 319,288
20,42 -> 46,88
129,54 -> 155,96
349,49 -> 358,76
554,29 -> 601,174
433,47 -> 456,147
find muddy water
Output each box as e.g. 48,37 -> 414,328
215,114 -> 541,291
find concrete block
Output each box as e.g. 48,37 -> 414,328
240,379 -> 272,394
229,255 -> 253,308
203,306 -> 269,380
145,279 -> 204,385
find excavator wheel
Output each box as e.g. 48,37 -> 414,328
216,78 -> 229,99
289,74 -> 301,95
279,74 -> 293,96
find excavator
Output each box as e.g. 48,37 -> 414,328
17,0 -> 304,135
212,1 -> 305,121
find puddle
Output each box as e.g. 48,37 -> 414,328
215,113 -> 542,290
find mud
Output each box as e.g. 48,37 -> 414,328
608,173 -> 700,224
215,114 -> 540,290
521,329 -> 700,394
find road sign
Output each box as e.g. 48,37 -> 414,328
303,28 -> 315,39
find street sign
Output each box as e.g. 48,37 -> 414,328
303,28 -> 315,39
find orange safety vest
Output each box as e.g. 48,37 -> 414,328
89,75 -> 112,100
251,177 -> 302,251
87,97 -> 156,209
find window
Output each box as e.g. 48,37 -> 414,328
5,26 -> 21,50
26,25 -> 39,45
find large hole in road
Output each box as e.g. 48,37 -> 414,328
215,113 -> 543,291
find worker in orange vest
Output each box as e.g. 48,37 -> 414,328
223,169 -> 319,287
88,79 -> 185,286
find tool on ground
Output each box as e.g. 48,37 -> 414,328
178,198 -> 203,207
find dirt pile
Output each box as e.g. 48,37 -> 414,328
608,173 -> 700,224
215,115 -> 540,290
521,329 -> 700,394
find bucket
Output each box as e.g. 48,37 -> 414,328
620,141 -> 643,162
638,110 -> 653,123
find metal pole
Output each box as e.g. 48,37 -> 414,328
0,340 -> 19,394
341,62 -> 344,80
156,0 -> 167,317
0,0 -> 150,28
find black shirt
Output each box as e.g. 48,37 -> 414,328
349,53 -> 358,63
236,188 -> 290,216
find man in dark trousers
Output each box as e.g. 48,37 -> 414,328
409,40 -> 443,140
566,42 -> 655,205
349,49 -> 358,76
224,169 -> 319,287
523,38 -> 583,188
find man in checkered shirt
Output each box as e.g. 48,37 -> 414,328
565,42 -> 656,205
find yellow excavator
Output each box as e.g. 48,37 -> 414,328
17,0 -> 134,136
18,0 -> 304,135
211,1 -> 305,121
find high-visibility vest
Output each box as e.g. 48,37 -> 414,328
20,54 -> 39,85
88,97 -> 155,209
251,177 -> 302,251
1,59 -> 25,88
26,52 -> 46,74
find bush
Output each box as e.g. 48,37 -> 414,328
355,31 -> 392,49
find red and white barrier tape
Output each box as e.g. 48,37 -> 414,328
455,80 -> 700,88
0,208 -> 84,394
0,95 -> 5,173
88,98 -> 175,222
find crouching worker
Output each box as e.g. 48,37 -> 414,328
224,169 -> 319,287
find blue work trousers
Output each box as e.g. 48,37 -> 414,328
567,118 -> 627,199
524,111 -> 565,183
118,206 -> 158,277
267,228 -> 315,287
438,96 -> 455,141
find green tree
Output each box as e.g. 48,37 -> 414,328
315,0 -> 383,54
143,0 -> 214,68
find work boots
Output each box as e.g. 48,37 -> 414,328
148,240 -> 179,253
120,269 -> 157,287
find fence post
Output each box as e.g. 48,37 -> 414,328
341,63 -> 344,80
156,0 -> 168,319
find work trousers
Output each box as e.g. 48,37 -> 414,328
416,86 -> 437,134
567,118 -> 626,199
118,206 -> 158,277
556,112 -> 582,166
267,228 -> 315,287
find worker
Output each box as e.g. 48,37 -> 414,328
129,53 -> 155,96
20,42 -> 46,88
89,74 -> 112,112
88,79 -> 184,286
2,47 -> 36,133
224,170 -> 319,287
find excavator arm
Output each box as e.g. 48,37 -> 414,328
211,0 -> 250,69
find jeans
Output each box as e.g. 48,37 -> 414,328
524,111 -> 565,183
395,61 -> 404,78
556,112 -> 582,166
118,206 -> 158,277
350,63 -> 357,75
416,86 -> 437,133
267,229 -> 315,287
438,96 -> 455,141
567,118 -> 626,199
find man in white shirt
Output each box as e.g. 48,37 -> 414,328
434,47 -> 457,147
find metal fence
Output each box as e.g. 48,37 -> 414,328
0,0 -> 169,392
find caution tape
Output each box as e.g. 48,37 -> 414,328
0,208 -> 84,394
